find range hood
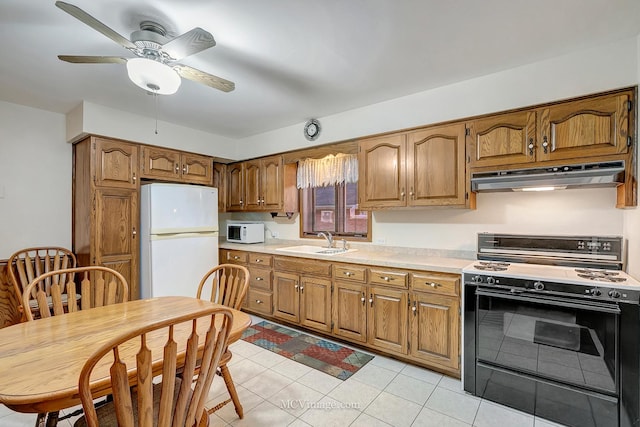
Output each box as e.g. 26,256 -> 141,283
471,160 -> 625,192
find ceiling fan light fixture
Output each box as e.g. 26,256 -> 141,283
126,58 -> 181,95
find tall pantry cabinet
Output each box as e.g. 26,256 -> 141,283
73,136 -> 139,300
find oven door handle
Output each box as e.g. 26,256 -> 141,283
476,288 -> 621,314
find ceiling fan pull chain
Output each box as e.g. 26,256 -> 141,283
153,89 -> 159,135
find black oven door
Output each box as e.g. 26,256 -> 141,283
474,287 -> 620,427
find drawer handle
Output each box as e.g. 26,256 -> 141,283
380,276 -> 395,282
412,301 -> 417,315
295,284 -> 299,292
361,292 -> 366,305
256,277 -> 264,281
255,259 -> 263,263
343,271 -> 353,277
428,282 -> 440,288
233,256 -> 240,260
369,293 -> 373,307
255,299 -> 263,304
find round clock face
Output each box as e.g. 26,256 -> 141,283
304,119 -> 321,141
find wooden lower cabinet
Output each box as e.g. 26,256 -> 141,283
368,286 -> 408,355
333,281 -> 367,343
410,292 -> 460,371
273,271 -> 332,333
223,249 -> 461,377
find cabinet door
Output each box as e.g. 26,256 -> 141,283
261,156 -> 284,211
94,188 -> 139,300
410,293 -> 459,370
467,110 -> 536,167
94,138 -> 138,189
181,153 -> 212,185
332,281 -> 367,342
243,160 -> 262,211
538,92 -> 631,161
212,163 -> 226,212
407,123 -> 466,206
226,163 -> 244,211
300,277 -> 332,332
358,134 -> 407,208
140,146 -> 180,180
367,286 -> 408,354
273,271 -> 300,323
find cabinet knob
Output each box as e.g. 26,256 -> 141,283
132,227 -> 137,238
344,271 -> 353,277
300,285 -> 304,293
428,282 -> 439,288
295,284 -> 299,292
380,276 -> 394,282
412,301 -> 417,315
182,165 -> 188,173
255,299 -> 263,304
528,139 -> 534,156
400,188 -> 405,200
361,292 -> 366,305
175,164 -> 180,173
132,173 -> 137,183
233,256 -> 240,260
256,277 -> 263,281
369,294 -> 373,307
256,259 -> 263,263
542,136 -> 549,154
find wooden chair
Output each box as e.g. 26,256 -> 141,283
75,306 -> 234,427
22,265 -> 128,426
195,264 -> 249,419
23,266 -> 129,321
7,246 -> 77,320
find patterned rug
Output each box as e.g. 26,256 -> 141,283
241,321 -> 374,380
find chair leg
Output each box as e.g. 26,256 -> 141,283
35,413 -> 46,427
220,363 -> 243,419
45,411 -> 59,427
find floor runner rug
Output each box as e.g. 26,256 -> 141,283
241,321 -> 374,380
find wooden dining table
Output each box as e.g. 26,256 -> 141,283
0,296 -> 251,418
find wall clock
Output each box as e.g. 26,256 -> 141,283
304,119 -> 321,141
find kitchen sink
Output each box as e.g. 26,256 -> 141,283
275,245 -> 357,255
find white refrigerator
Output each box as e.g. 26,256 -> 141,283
140,183 -> 219,299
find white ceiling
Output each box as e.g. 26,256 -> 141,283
1,1 -> 640,139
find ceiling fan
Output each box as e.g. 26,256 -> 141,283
55,1 -> 235,94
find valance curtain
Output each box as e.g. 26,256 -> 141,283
296,153 -> 358,189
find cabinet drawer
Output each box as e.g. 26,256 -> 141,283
274,257 -> 332,277
369,268 -> 408,288
248,266 -> 272,290
225,250 -> 248,264
249,253 -> 272,266
411,272 -> 460,296
334,264 -> 367,283
247,289 -> 272,315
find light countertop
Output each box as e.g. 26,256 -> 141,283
219,239 -> 475,274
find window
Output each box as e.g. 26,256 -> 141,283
301,182 -> 369,239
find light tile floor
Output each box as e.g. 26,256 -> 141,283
0,317 -> 568,427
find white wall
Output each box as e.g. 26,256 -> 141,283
0,101 -> 71,258
69,101 -> 238,160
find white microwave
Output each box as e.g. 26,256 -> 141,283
226,222 -> 264,244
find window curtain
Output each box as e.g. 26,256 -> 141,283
296,153 -> 358,189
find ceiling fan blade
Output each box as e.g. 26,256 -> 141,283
163,27 -> 216,60
174,64 -> 235,92
58,55 -> 127,64
55,1 -> 136,50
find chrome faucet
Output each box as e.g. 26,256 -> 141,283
317,231 -> 334,248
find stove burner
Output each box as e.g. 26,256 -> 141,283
575,269 -> 627,283
474,261 -> 510,272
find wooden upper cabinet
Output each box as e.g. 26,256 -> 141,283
181,153 -> 212,184
140,146 -> 212,185
226,162 -> 245,210
226,155 -> 296,212
358,134 -> 407,208
538,92 -> 631,161
140,146 -> 180,180
261,155 -> 284,211
467,110 -> 537,167
407,123 -> 466,206
243,160 -> 262,210
212,163 -> 226,212
94,138 -> 138,189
